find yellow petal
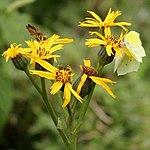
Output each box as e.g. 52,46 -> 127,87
49,44 -> 64,54
104,27 -> 111,37
104,8 -> 112,21
42,54 -> 60,60
30,70 -> 55,80
89,32 -> 106,41
62,84 -> 71,107
67,83 -> 83,103
98,78 -> 116,84
106,45 -> 113,56
50,82 -> 63,95
86,38 -> 106,47
87,10 -> 102,23
25,40 -> 36,51
23,48 -> 32,53
35,59 -> 57,73
76,74 -> 88,94
47,34 -> 60,48
84,59 -> 91,67
55,38 -> 74,44
89,76 -> 116,98
79,22 -> 99,27
114,22 -> 131,28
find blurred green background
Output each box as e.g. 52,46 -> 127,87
0,0 -> 150,149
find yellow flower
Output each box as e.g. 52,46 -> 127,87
76,60 -> 116,98
2,43 -> 26,62
25,34 -> 73,67
30,60 -> 82,107
86,31 -> 129,57
79,8 -> 131,36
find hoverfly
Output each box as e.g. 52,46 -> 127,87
26,24 -> 47,41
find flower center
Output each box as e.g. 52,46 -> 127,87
106,35 -> 122,48
106,36 -> 117,45
82,66 -> 98,76
37,46 -> 49,58
55,66 -> 72,84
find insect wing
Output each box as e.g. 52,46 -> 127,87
124,31 -> 146,62
114,54 -> 140,76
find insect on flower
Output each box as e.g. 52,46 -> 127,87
26,24 -> 48,41
114,31 -> 146,75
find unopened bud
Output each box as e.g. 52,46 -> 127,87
11,54 -> 28,71
73,74 -> 95,98
98,46 -> 115,66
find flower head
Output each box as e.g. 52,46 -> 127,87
30,61 -> 82,107
76,60 -> 116,98
2,43 -> 28,70
2,43 -> 25,62
79,8 -> 131,36
86,31 -> 127,57
24,34 -> 73,67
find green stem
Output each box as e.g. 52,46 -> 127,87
67,104 -> 73,126
40,77 -> 57,125
68,132 -> 77,150
70,61 -> 104,148
71,98 -> 78,114
65,99 -> 78,149
40,77 -> 70,148
24,68 -> 42,94
74,84 -> 95,134
24,68 -> 70,148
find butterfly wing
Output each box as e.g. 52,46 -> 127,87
124,31 -> 146,62
114,54 -> 140,76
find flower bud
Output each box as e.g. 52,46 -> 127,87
98,46 -> 115,66
11,54 -> 28,71
73,73 -> 95,98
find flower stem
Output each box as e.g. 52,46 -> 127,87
40,77 -> 70,148
66,101 -> 77,149
74,84 -> 95,134
24,68 -> 70,148
67,104 -> 73,126
24,68 -> 42,94
40,77 -> 57,124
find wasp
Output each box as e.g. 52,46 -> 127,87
26,24 -> 47,41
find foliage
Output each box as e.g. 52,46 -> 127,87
0,0 -> 150,149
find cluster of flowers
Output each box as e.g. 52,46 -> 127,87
2,9 -> 145,107
80,8 -> 145,75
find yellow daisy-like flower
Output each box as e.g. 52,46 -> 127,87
76,60 -> 116,98
86,31 -> 129,57
79,8 -> 131,36
2,43 -> 26,62
30,60 -> 82,107
24,34 -> 73,67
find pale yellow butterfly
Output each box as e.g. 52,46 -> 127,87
114,31 -> 146,76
